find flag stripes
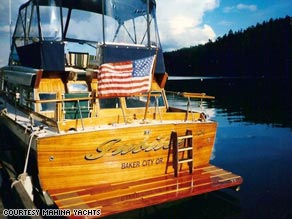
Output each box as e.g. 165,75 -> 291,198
97,56 -> 155,97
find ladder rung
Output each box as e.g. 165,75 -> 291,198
178,147 -> 193,152
178,158 -> 193,164
177,135 -> 193,140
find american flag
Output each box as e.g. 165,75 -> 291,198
98,56 -> 155,97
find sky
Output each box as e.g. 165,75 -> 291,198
0,0 -> 291,67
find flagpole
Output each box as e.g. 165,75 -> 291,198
143,48 -> 158,121
143,0 -> 153,121
9,0 -> 12,64
9,0 -> 12,44
146,0 -> 151,48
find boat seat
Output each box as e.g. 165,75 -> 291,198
67,52 -> 89,69
63,93 -> 91,119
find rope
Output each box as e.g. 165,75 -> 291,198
10,126 -> 45,200
23,128 -> 42,174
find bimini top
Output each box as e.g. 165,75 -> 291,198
10,0 -> 165,73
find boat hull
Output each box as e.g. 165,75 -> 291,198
0,109 -> 217,191
1,113 -> 243,218
37,122 -> 217,190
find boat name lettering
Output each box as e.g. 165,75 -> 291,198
85,138 -> 169,160
121,158 -> 163,169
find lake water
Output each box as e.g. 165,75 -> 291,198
1,78 -> 292,218
114,78 -> 292,219
162,78 -> 292,219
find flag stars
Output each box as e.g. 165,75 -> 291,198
133,57 -> 153,77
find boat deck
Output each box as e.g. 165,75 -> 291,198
2,99 -> 213,136
48,164 -> 242,218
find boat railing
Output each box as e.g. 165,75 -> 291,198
2,88 -> 215,132
165,91 -> 215,121
0,89 -> 60,132
31,95 -> 93,118
27,92 -> 165,127
166,91 -> 215,100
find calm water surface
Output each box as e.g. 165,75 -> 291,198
163,78 -> 292,219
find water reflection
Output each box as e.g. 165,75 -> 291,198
166,78 -> 292,128
164,78 -> 292,219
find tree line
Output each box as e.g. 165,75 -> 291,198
163,16 -> 292,79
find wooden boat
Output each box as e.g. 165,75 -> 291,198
0,0 -> 242,217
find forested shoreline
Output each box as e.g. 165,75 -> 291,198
163,16 -> 291,79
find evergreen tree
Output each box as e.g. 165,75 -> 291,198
164,16 -> 292,79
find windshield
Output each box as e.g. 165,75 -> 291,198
10,0 -> 165,73
64,2 -> 157,46
39,5 -> 62,41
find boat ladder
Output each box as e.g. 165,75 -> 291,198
167,130 -> 194,177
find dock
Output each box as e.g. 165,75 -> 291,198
48,164 -> 242,218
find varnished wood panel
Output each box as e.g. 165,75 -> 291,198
47,165 -> 242,218
37,122 -> 217,190
38,78 -> 65,93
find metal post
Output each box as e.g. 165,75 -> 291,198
8,0 -> 12,65
146,0 -> 151,48
102,0 -> 105,44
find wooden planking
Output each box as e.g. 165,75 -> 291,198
38,78 -> 65,93
57,107 -> 177,131
48,164 -> 242,218
37,122 -> 217,190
